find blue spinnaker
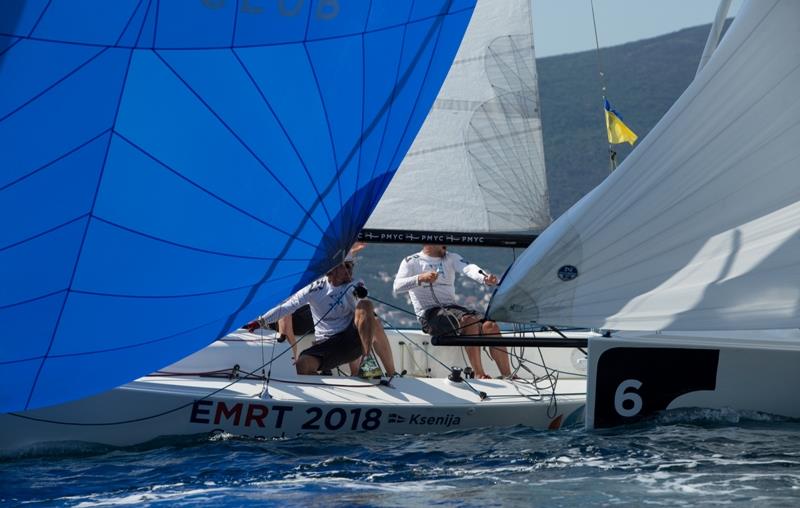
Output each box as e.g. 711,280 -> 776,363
0,0 -> 475,412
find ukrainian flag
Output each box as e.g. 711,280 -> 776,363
604,98 -> 638,145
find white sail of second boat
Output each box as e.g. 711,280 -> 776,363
491,0 -> 800,332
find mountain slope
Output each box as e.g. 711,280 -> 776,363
539,23 -> 725,216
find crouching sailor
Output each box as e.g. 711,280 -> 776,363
244,259 -> 391,378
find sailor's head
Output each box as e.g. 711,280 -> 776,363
422,244 -> 447,257
326,259 -> 354,286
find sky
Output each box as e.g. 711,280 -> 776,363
531,0 -> 743,58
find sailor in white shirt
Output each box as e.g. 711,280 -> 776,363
394,244 -> 512,379
245,259 -> 395,377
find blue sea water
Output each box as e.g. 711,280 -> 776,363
3,410 -> 800,507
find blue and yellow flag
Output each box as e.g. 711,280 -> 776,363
604,98 -> 638,145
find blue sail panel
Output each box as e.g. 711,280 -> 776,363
31,1 -> 141,46
0,219 -> 87,307
366,3 -> 413,31
232,1 -> 311,46
359,26 -> 406,203
0,359 -> 41,412
154,1 -> 236,49
52,289 -> 254,356
156,48 -> 333,236
0,47 -> 129,188
0,133 -> 107,249
71,220 -> 285,297
95,135 -> 310,260
29,318 -> 234,410
115,51 -> 326,247
234,44 -> 340,227
0,294 -> 66,363
0,39 -> 101,119
0,0 -> 48,36
0,0 -> 476,412
306,0 -> 371,40
306,35 -> 364,238
117,0 -> 153,48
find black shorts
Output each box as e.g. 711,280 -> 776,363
299,321 -> 362,372
420,305 -> 480,337
267,304 -> 315,336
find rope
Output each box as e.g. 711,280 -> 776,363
10,281 -> 360,426
589,0 -> 617,171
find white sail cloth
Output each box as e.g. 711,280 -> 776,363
365,0 -> 550,234
490,0 -> 800,331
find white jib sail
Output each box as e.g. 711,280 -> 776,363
365,0 -> 551,235
490,0 -> 800,332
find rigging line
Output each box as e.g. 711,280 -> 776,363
589,0 -> 615,171
483,343 -> 586,379
373,315 -> 450,373
12,281 -> 359,426
373,313 -> 487,400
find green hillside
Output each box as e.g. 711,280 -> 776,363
540,23 -> 722,216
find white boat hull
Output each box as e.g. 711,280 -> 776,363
2,375 -> 586,453
1,330 -> 588,453
586,330 -> 800,428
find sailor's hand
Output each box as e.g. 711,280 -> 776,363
484,273 -> 498,286
243,320 -> 261,332
348,242 -> 367,255
418,271 -> 438,284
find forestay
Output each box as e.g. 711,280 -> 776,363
0,0 -> 475,412
364,0 -> 550,243
490,0 -> 800,332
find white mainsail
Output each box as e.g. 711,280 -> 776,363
365,0 -> 550,237
490,0 -> 800,332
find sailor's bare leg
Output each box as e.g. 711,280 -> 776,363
371,316 -> 397,376
296,354 -> 321,375
348,357 -> 361,376
483,320 -> 512,377
277,315 -> 298,364
352,300 -> 375,375
460,315 -> 487,378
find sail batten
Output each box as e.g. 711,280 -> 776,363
490,0 -> 800,333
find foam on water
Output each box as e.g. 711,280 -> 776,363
3,409 -> 800,506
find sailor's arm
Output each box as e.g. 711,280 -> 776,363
245,285 -> 311,331
454,254 -> 497,286
393,257 -> 425,293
